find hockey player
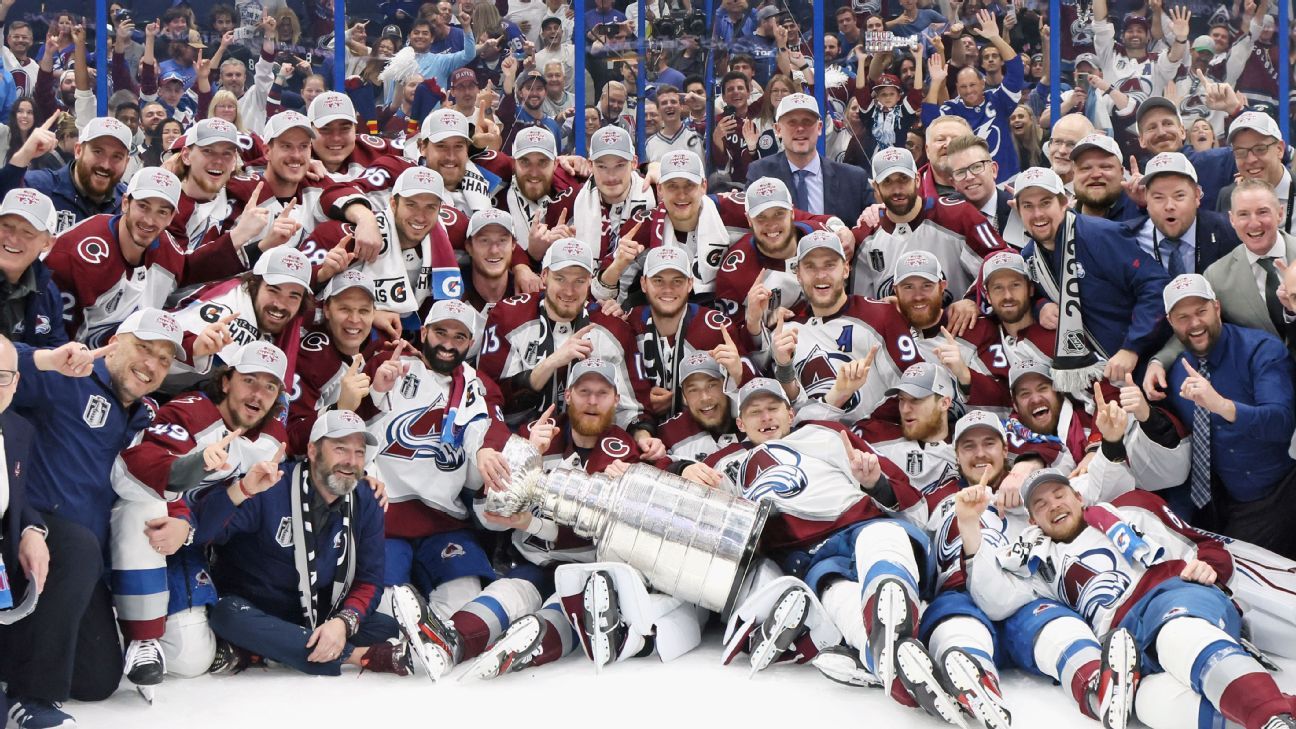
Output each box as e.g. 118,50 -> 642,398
46,167 -> 249,347
721,377 -> 965,725
3,309 -> 182,725
306,91 -> 408,184
658,351 -> 747,488
850,146 -> 1005,303
477,237 -> 654,445
0,187 -> 69,348
166,246 -> 314,393
978,251 -> 1056,371
198,411 -> 425,678
962,468 -> 1296,729
416,108 -> 515,218
110,342 -> 289,699
286,270 -> 378,455
623,247 -> 752,418
460,208 -> 545,317
714,177 -> 836,320
502,127 -> 582,264
1004,359 -> 1100,473
851,362 -> 960,493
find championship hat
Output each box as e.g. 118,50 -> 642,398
252,247 -> 312,288
230,341 -> 289,384
117,307 -> 184,355
0,188 -> 56,233
309,409 -> 379,445
885,362 -> 954,399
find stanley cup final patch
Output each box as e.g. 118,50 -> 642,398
275,517 -> 294,548
82,394 -> 112,428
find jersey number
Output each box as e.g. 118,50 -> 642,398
897,334 -> 918,362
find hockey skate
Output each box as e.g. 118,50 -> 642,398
209,639 -> 257,675
747,584 -> 810,676
465,613 -> 547,680
391,583 -> 462,682
1261,715 -> 1296,729
811,645 -> 882,688
940,647 -> 1012,729
123,638 -> 165,705
1097,628 -> 1139,729
581,569 -> 628,673
865,577 -> 915,689
896,638 -> 968,728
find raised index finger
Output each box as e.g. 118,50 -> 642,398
217,311 -> 241,326
721,326 -> 736,348
90,342 -> 117,359
273,442 -> 287,463
1181,359 -> 1199,378
861,344 -> 879,371
248,181 -> 264,209
940,326 -> 956,345
1093,381 -> 1106,409
39,112 -> 59,131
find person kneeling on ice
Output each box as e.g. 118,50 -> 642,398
960,468 -> 1296,729
197,411 -> 432,677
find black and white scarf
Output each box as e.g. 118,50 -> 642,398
288,462 -> 356,629
1028,211 -> 1107,395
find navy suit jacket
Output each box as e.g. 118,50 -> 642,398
1122,208 -> 1243,274
1,410 -> 41,578
746,152 -> 874,225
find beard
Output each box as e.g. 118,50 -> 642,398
424,342 -> 466,375
1073,183 -> 1120,210
313,464 -> 359,497
571,407 -> 615,437
900,407 -> 946,442
897,298 -> 941,330
882,190 -> 918,217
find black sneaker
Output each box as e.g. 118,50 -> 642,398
6,697 -> 76,729
208,639 -> 254,675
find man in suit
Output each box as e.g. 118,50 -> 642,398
1126,152 -> 1240,281
1213,112 -> 1294,235
945,134 -> 1022,245
1148,178 -> 1296,392
746,93 -> 873,226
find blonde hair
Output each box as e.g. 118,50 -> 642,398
207,89 -> 245,131
274,7 -> 301,45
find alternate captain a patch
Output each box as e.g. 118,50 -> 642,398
82,394 -> 112,428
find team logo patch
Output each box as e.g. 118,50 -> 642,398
906,451 -> 923,476
55,210 -> 77,235
78,237 -> 110,264
399,373 -> 420,400
601,437 -> 631,459
34,315 -> 51,335
741,443 -> 809,501
82,394 -> 111,428
441,542 -> 465,559
195,569 -> 212,586
275,517 -> 294,547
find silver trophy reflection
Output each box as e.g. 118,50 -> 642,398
484,436 -> 770,618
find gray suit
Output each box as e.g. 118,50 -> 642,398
1154,231 -> 1296,364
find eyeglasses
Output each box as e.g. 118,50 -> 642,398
1233,142 -> 1277,160
0,370 -> 16,386
952,159 -> 993,180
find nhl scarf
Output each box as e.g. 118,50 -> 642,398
1028,211 -> 1107,395
288,461 -> 357,630
359,207 -> 460,312
646,197 -> 730,295
572,174 -> 656,259
1083,503 -> 1165,569
439,362 -> 491,450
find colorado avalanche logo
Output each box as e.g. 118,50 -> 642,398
1059,548 -> 1133,623
382,407 -> 466,471
935,507 -> 1007,572
741,443 -> 809,501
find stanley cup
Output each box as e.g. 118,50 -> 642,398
486,436 -> 770,618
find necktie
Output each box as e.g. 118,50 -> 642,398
792,168 -> 810,212
1189,357 -> 1212,509
1258,256 -> 1285,333
1162,237 -> 1186,277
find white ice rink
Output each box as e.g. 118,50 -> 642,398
70,637 -> 1296,728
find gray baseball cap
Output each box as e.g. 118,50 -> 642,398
1014,167 -> 1066,197
1074,52 -> 1099,70
512,126 -> 558,159
252,247 -> 312,288
953,409 -> 1006,443
310,409 -> 378,446
872,146 -> 919,181
893,250 -> 944,284
125,167 -> 182,207
309,91 -> 357,127
230,341 -> 289,385
421,109 -> 470,143
679,351 -> 724,382
1070,133 -> 1122,161
1008,359 -> 1054,390
746,177 -> 794,216
117,307 -> 184,355
393,167 -> 447,200
1142,152 -> 1198,186
423,297 -> 482,337
658,150 -> 704,184
1163,273 -> 1217,314
590,125 -> 635,160
187,118 -> 241,148
79,116 -> 133,149
468,208 -> 515,238
0,188 -> 56,233
981,251 -> 1030,286
643,246 -> 693,277
885,362 -> 954,399
320,269 -> 377,300
569,356 -> 617,388
264,110 -> 319,141
1019,467 -> 1074,511
1228,110 -> 1283,143
756,5 -> 782,22
738,377 -> 790,410
542,237 -> 595,273
795,229 -> 846,264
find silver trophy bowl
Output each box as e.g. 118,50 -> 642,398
487,436 -> 770,618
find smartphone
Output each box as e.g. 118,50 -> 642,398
1075,72 -> 1089,91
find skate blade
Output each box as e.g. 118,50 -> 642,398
943,652 -> 1011,729
898,643 -> 968,729
136,684 -> 154,705
1102,631 -> 1138,729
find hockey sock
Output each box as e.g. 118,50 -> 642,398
451,578 -> 542,661
928,616 -> 997,676
1029,614 -> 1102,718
532,598 -> 577,667
821,579 -> 867,651
1134,673 -> 1244,729
1156,617 -> 1289,729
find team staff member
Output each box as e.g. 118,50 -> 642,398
1160,274 -> 1296,558
0,188 -> 69,348
1127,153 -> 1240,279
